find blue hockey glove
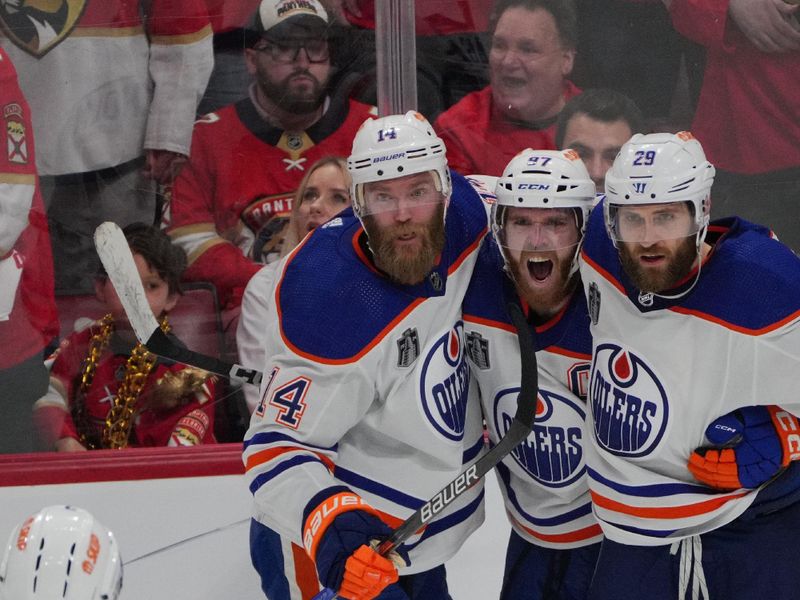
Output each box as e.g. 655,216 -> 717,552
303,492 -> 409,600
689,406 -> 800,490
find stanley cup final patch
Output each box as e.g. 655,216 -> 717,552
397,327 -> 420,368
588,282 -> 600,326
4,103 -> 27,165
465,331 -> 490,370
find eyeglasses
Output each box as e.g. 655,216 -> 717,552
254,38 -> 329,64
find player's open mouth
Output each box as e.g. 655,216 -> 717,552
526,257 -> 553,282
639,254 -> 666,266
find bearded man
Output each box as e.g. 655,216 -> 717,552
165,0 -> 376,310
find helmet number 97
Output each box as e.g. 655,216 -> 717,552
377,128 -> 398,142
633,150 -> 656,166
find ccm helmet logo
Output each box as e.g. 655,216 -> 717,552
518,183 -> 550,190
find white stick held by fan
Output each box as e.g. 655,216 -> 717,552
93,221 -> 262,387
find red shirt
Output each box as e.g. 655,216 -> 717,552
0,47 -> 57,368
670,0 -> 800,175
42,324 -> 217,448
167,96 -> 375,308
434,83 -> 581,176
343,0 -> 493,35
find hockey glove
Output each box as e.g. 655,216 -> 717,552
688,406 -> 800,491
304,492 -> 409,600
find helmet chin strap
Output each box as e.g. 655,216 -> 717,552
636,224 -> 707,305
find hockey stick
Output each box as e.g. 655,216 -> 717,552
312,300 -> 539,600
93,222 -> 263,387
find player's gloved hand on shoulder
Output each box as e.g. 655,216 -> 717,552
304,491 -> 409,600
688,406 -> 800,491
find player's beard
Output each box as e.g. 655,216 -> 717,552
363,205 -> 446,286
507,248 -> 577,320
259,69 -> 326,114
619,235 -> 698,293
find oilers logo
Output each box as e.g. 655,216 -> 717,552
419,322 -> 470,441
590,343 -> 668,457
493,387 -> 585,488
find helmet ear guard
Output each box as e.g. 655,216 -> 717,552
0,506 -> 122,600
347,111 -> 451,219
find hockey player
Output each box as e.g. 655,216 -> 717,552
0,505 -> 123,600
463,149 -> 601,599
166,0 -> 376,310
243,111 -> 488,600
580,132 -> 800,599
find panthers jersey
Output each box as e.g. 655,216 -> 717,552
167,93 -> 375,307
580,204 -> 800,546
243,172 -> 489,573
463,239 -> 601,549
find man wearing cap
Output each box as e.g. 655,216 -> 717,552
165,0 -> 376,311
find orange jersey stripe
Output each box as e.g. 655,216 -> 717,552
590,489 -> 749,519
246,446 -> 335,474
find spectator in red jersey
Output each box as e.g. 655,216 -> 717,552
0,0 -> 213,293
33,224 -> 217,452
665,0 -> 800,252
0,47 -> 58,454
434,0 -> 581,176
325,0 -> 494,121
165,0 -> 376,313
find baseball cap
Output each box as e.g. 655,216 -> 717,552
253,0 -> 329,38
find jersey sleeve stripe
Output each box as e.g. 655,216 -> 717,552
544,346 -> 592,360
245,446 -> 335,474
248,455 -> 327,495
333,466 -> 425,510
403,490 -> 484,551
668,305 -> 800,336
244,431 -> 338,452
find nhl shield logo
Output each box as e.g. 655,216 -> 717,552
465,330 -> 490,370
397,327 -> 419,368
0,0 -> 88,58
588,282 -> 601,325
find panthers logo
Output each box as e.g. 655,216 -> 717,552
0,0 -> 87,57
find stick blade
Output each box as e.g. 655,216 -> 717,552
93,221 -> 160,344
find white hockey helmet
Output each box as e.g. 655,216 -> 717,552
492,149 -> 596,273
0,506 -> 122,600
347,111 -> 451,218
604,131 -> 715,245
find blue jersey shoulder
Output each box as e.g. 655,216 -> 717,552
684,218 -> 800,331
582,202 -> 800,331
278,173 -> 486,361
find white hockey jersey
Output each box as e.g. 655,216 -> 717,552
580,205 -> 800,546
243,172 -> 489,574
463,239 -> 601,549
